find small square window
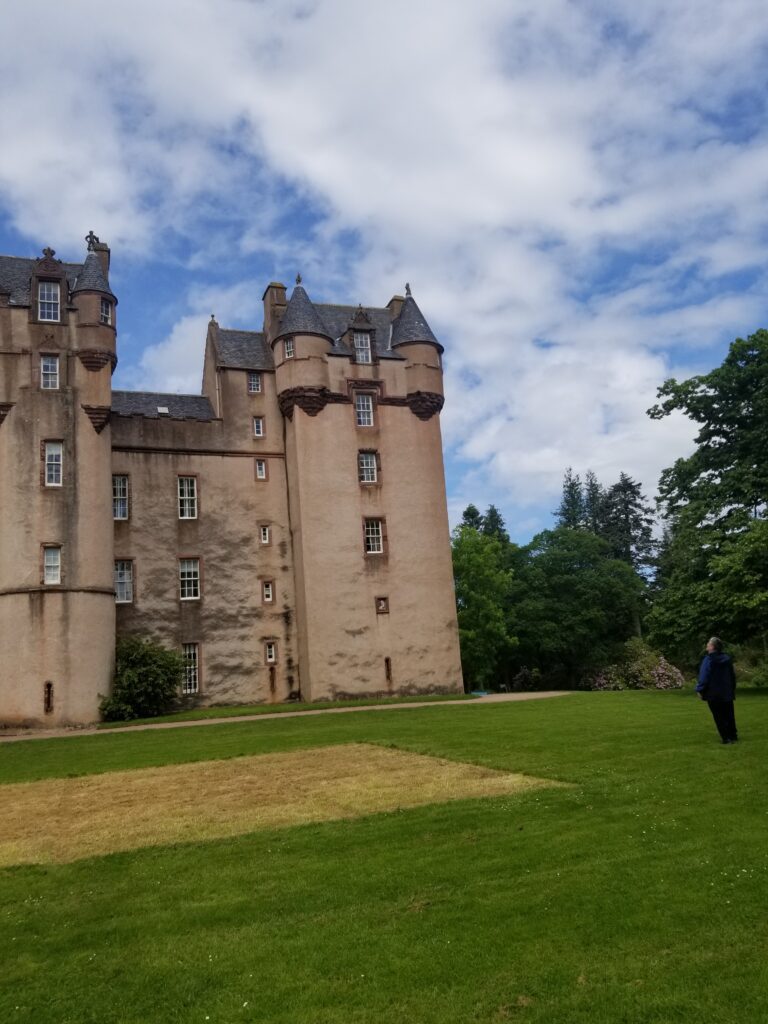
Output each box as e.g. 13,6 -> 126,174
38,282 -> 60,322
41,354 -> 59,390
179,558 -> 201,600
263,580 -> 274,604
182,643 -> 200,694
284,338 -> 295,359
253,416 -> 265,438
100,298 -> 112,325
358,451 -> 378,483
178,476 -> 197,519
114,560 -> 134,603
44,441 -> 63,487
248,372 -> 262,394
353,332 -> 372,364
376,596 -> 390,615
113,475 -> 129,520
364,518 -> 384,555
265,640 -> 278,664
43,546 -> 61,585
260,524 -> 271,545
355,393 -> 374,427
255,459 -> 267,480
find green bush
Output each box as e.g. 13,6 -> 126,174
589,638 -> 684,691
100,636 -> 184,721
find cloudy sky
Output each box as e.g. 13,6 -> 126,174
2,0 -> 767,540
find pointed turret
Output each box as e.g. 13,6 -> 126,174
390,285 -> 443,352
275,277 -> 332,341
72,251 -> 115,297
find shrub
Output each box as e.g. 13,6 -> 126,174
588,638 -> 684,691
100,636 -> 184,721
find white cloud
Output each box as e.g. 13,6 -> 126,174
2,0 -> 768,524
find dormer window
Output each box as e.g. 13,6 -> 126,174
353,332 -> 372,364
100,298 -> 112,325
38,282 -> 60,322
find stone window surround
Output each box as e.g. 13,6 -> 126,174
113,474 -> 130,521
247,371 -> 263,394
42,439 -> 63,488
182,642 -> 201,695
41,543 -> 63,586
179,556 -> 202,601
114,559 -> 134,604
363,516 -> 387,556
178,474 -> 199,520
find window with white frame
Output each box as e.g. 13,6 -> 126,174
353,332 -> 372,364
260,524 -> 270,544
44,441 -> 63,486
355,393 -> 374,427
179,558 -> 201,600
255,459 -> 267,480
40,354 -> 59,390
247,372 -> 262,394
178,476 -> 197,519
182,643 -> 200,694
364,518 -> 384,555
112,475 -> 129,520
100,298 -> 112,325
253,416 -> 265,438
265,640 -> 277,664
38,282 -> 60,321
43,546 -> 61,585
358,451 -> 378,484
263,580 -> 274,603
114,560 -> 134,603
284,338 -> 295,359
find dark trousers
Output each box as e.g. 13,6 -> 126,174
707,700 -> 738,742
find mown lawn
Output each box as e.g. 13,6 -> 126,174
2,691 -> 767,1023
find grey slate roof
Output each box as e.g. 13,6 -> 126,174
214,328 -> 274,370
391,295 -> 442,351
0,255 -> 82,305
112,391 -> 216,420
276,284 -> 333,340
72,252 -> 115,297
315,304 -> 404,360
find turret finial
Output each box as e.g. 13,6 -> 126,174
405,282 -> 411,297
85,230 -> 100,251
296,272 -> 302,285
42,246 -> 56,259
210,313 -> 216,322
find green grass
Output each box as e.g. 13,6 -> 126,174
97,691 -> 476,728
2,690 -> 768,1023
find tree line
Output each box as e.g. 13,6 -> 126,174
452,328 -> 768,690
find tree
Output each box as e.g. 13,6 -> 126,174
600,472 -> 655,571
481,504 -> 510,544
460,503 -> 485,531
100,635 -> 184,721
451,525 -> 516,690
508,527 -> 643,687
555,467 -> 584,529
583,470 -> 606,535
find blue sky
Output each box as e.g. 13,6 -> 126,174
2,0 -> 768,542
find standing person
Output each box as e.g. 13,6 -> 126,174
696,637 -> 738,744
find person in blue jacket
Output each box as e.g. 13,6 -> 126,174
696,637 -> 737,743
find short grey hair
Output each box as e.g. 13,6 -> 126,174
708,636 -> 723,652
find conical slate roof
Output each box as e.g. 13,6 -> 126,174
275,282 -> 332,340
391,293 -> 442,351
72,251 -> 115,297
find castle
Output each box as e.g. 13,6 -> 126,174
0,235 -> 463,725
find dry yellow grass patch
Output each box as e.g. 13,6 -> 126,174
0,743 -> 560,866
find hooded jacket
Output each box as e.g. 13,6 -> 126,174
696,652 -> 737,702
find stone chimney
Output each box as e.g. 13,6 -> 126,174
262,281 -> 287,342
85,230 -> 111,275
387,293 -> 406,321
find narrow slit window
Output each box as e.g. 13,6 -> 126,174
265,641 -> 278,664
260,524 -> 271,545
38,282 -> 60,321
178,476 -> 197,519
262,580 -> 274,604
179,558 -> 201,600
355,393 -> 374,427
40,354 -> 59,390
112,475 -> 129,520
182,643 -> 199,694
43,546 -> 61,585
44,441 -> 63,486
247,372 -> 262,394
114,560 -> 134,603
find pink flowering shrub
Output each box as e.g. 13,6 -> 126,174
588,638 -> 684,691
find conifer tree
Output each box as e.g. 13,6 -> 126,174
460,504 -> 484,531
555,467 -> 585,528
481,504 -> 510,544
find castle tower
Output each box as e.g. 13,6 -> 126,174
270,278 -> 463,700
0,234 -> 117,725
